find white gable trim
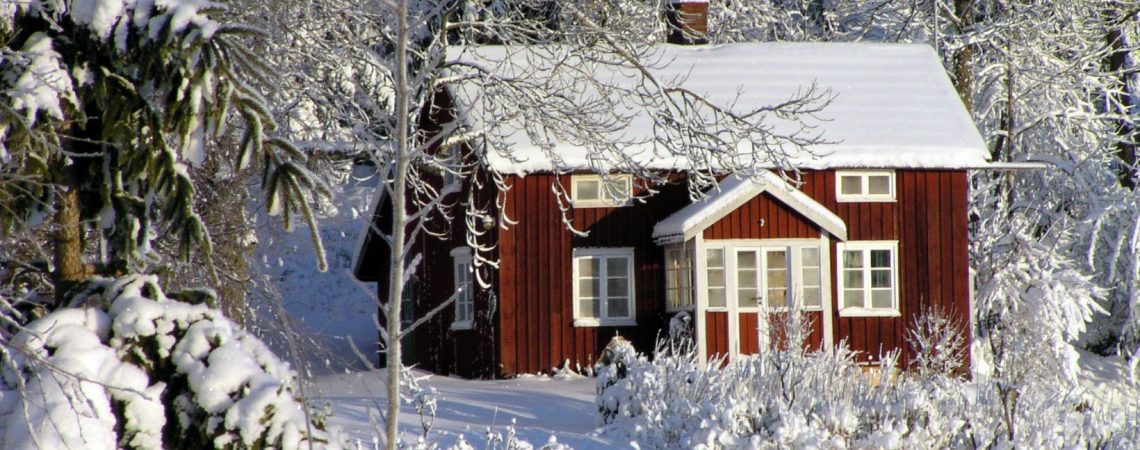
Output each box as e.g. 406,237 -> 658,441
653,172 -> 847,245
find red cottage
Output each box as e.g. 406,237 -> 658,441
354,41 -> 1006,378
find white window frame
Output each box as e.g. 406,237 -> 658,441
665,245 -> 694,311
450,247 -> 474,330
836,241 -> 901,317
704,241 -> 826,312
570,174 -> 633,208
835,170 -> 896,202
572,247 -> 636,327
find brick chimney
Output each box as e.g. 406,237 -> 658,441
665,1 -> 709,45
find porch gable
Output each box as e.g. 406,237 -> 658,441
653,172 -> 848,244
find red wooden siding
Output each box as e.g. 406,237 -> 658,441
797,170 -> 970,367
705,311 -> 730,358
496,174 -> 691,376
704,191 -> 820,240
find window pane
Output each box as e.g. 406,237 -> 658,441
580,299 -> 598,318
767,288 -> 787,308
868,175 -> 891,195
840,176 -> 862,195
801,268 -> 820,287
767,269 -> 786,290
708,288 -> 726,307
607,297 -> 629,317
576,180 -> 599,200
738,288 -> 759,307
707,249 -> 724,267
802,287 -> 821,307
606,278 -> 629,297
607,257 -> 629,277
766,250 -> 787,269
802,247 -> 819,266
843,290 -> 863,308
579,258 -> 597,278
843,250 -> 863,268
606,178 -> 631,202
870,250 -> 891,268
579,279 -> 599,298
871,289 -> 892,308
871,269 -> 891,288
737,252 -> 756,269
707,269 -> 725,287
843,270 -> 864,289
738,269 -> 757,288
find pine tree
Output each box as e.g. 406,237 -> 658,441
0,1 -> 328,307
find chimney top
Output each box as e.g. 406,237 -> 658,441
665,1 -> 709,45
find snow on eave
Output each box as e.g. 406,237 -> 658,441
653,172 -> 847,245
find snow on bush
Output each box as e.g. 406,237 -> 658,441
597,311 -> 1140,449
0,275 -> 347,449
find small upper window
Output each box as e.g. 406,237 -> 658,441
836,171 -> 895,202
571,174 -> 632,208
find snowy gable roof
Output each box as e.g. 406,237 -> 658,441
653,172 -> 847,244
448,42 -> 989,174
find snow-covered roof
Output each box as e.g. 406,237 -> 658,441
448,42 -> 989,174
653,172 -> 847,244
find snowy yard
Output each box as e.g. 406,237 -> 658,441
313,370 -> 617,448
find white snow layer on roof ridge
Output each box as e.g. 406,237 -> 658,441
446,42 -> 989,174
653,172 -> 846,243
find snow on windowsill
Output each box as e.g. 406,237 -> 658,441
573,318 -> 636,327
838,308 -> 901,318
450,320 -> 473,331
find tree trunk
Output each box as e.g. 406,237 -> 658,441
53,162 -> 86,306
951,0 -> 975,112
1104,5 -> 1137,190
386,1 -> 410,448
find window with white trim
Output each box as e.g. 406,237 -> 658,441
800,247 -> 822,309
572,248 -> 635,326
451,248 -> 474,330
706,248 -> 727,308
665,246 -> 693,310
571,174 -> 632,207
836,170 -> 895,202
838,241 -> 899,316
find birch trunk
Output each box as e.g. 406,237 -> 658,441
385,0 -> 410,448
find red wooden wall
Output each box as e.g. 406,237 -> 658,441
496,175 -> 691,376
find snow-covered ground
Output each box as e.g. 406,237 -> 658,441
312,370 -> 618,448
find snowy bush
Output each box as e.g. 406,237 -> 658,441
598,313 -> 1140,449
0,275 -> 348,449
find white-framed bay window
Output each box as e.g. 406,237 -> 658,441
572,248 -> 636,326
450,247 -> 474,330
665,245 -> 694,311
837,241 -> 900,317
836,170 -> 895,202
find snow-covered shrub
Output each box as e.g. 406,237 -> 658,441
907,306 -> 968,378
595,336 -> 638,424
597,313 -> 1140,449
0,275 -> 347,449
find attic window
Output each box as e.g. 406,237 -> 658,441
836,170 -> 895,202
571,174 -> 632,208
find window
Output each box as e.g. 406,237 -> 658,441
571,174 -> 632,207
836,170 -> 895,202
706,248 -> 727,308
665,246 -> 693,310
572,248 -> 635,326
837,241 -> 899,316
451,248 -> 474,330
800,247 -> 822,308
